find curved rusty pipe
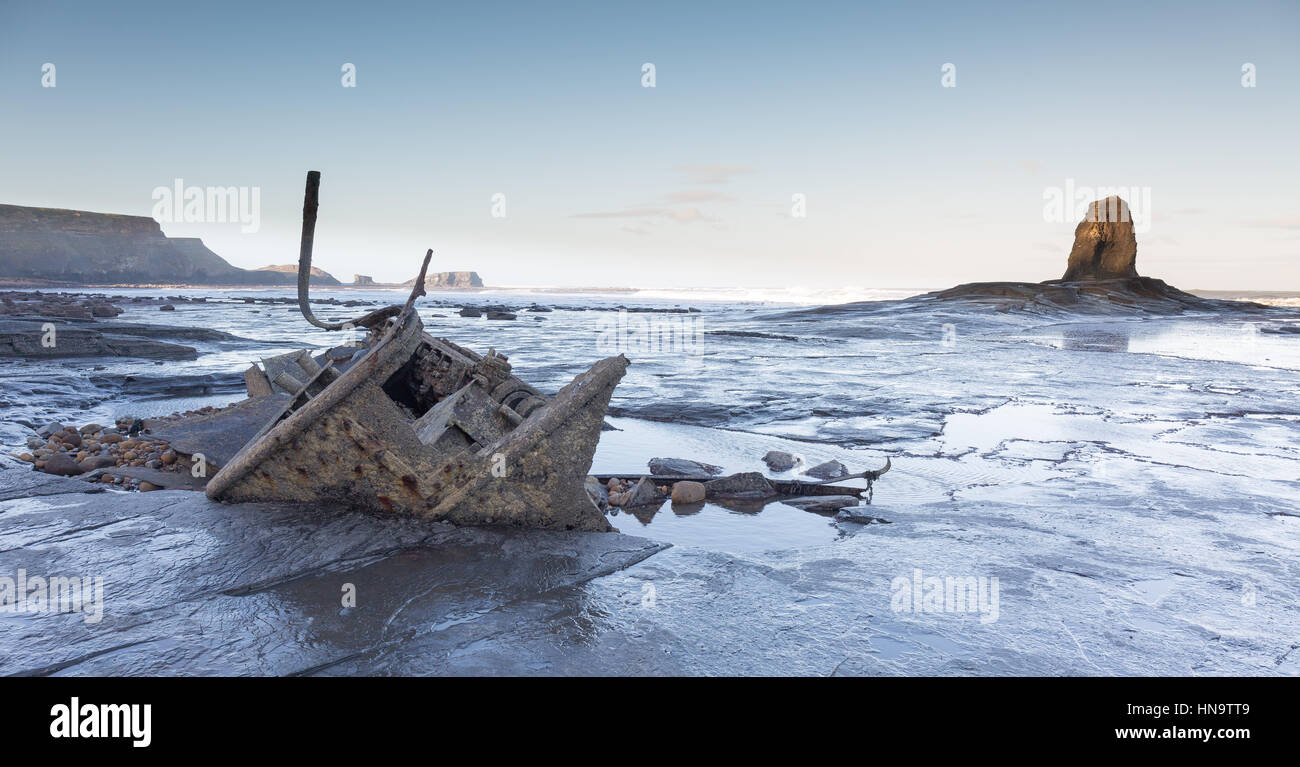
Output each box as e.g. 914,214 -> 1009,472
296,170 -> 433,330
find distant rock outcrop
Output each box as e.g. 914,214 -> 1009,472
830,195 -> 1274,317
353,274 -> 375,285
403,271 -> 484,289
1062,196 -> 1139,281
0,204 -> 297,286
255,264 -> 341,285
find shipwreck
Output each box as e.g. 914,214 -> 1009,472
200,171 -> 888,531
205,172 -> 626,531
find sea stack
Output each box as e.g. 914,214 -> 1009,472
1062,196 -> 1139,281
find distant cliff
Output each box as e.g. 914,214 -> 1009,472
0,204 -> 301,286
403,271 -> 484,289
255,264 -> 341,285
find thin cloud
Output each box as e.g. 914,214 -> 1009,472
675,163 -> 754,185
1244,215 -> 1300,230
663,189 -> 734,203
571,207 -> 716,224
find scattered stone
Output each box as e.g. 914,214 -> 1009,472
40,452 -> 82,476
620,477 -> 666,508
99,432 -> 123,444
486,311 -> 516,321
762,450 -> 799,472
138,481 -> 162,492
159,304 -> 176,311
458,307 -> 482,318
783,495 -> 859,512
835,507 -> 890,524
584,476 -> 609,510
670,481 -> 706,504
805,459 -> 848,480
648,457 -> 723,477
56,429 -> 82,448
704,472 -> 776,500
78,423 -> 102,435
78,455 -> 116,472
36,421 -> 64,439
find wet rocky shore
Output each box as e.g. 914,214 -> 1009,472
1,278 -> 1298,675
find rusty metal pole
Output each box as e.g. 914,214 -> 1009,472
295,169 -> 433,331
296,170 -> 351,330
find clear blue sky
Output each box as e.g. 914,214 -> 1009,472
2,0 -> 1297,289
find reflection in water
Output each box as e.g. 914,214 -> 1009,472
1059,325 -> 1131,352
608,498 -> 849,552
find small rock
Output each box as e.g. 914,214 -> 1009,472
620,477 -> 666,508
36,421 -> 65,439
783,495 -> 859,512
805,459 -> 848,480
25,436 -> 43,450
584,476 -> 609,510
56,430 -> 83,448
138,481 -> 162,492
160,450 -> 176,465
835,507 -> 889,524
79,455 -> 116,472
17,453 -> 34,462
762,450 -> 799,472
704,472 -> 777,499
78,423 -> 102,435
159,304 -> 176,311
648,457 -> 723,477
100,433 -> 123,444
41,452 -> 82,476
485,311 -> 516,320
670,481 -> 706,504
458,307 -> 482,318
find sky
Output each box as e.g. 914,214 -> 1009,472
1,0 -> 1297,291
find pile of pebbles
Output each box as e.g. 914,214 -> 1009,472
13,416 -> 182,491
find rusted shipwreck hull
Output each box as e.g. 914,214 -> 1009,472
207,303 -> 626,531
205,171 -> 624,531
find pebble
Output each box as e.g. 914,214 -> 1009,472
41,452 -> 82,476
36,421 -> 65,439
762,450 -> 799,472
670,481 -> 706,504
805,459 -> 848,480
